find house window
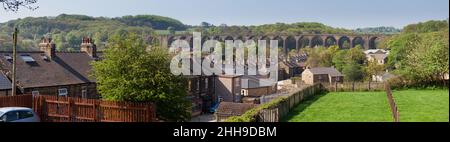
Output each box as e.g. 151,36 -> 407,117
82,89 -> 87,99
196,79 -> 200,91
188,81 -> 192,92
32,91 -> 39,96
205,79 -> 209,89
58,88 -> 68,97
235,78 -> 241,88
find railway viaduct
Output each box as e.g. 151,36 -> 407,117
154,34 -> 385,55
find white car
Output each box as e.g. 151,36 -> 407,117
0,107 -> 40,122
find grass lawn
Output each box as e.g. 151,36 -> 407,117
393,89 -> 449,122
285,92 -> 392,122
285,90 -> 449,122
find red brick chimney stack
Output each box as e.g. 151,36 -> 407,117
81,37 -> 97,58
39,37 -> 56,59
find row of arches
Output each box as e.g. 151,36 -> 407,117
164,35 -> 381,55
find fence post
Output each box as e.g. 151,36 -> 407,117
146,103 -> 153,122
68,97 -> 73,122
94,100 -> 99,122
385,83 -> 400,122
39,96 -> 46,122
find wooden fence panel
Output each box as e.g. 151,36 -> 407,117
0,95 -> 33,108
1,95 -> 156,122
254,84 -> 324,122
31,95 -> 156,122
323,82 -> 385,92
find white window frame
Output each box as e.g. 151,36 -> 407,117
81,89 -> 87,99
58,88 -> 68,97
32,91 -> 40,96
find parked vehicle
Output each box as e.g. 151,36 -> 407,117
209,102 -> 220,113
0,107 -> 40,122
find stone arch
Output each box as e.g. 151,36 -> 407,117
338,36 -> 351,49
167,36 -> 178,48
260,36 -> 272,58
369,37 -> 379,49
324,36 -> 337,47
310,36 -> 324,48
352,37 -> 365,48
187,36 -> 194,51
271,36 -> 284,47
246,35 -> 257,43
235,36 -> 244,42
298,36 -> 310,50
201,36 -> 210,47
272,36 -> 285,56
169,36 -> 191,52
223,36 -> 234,41
258,36 -> 271,47
212,35 -> 221,41
285,36 -> 297,54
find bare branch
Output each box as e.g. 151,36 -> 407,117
0,0 -> 38,12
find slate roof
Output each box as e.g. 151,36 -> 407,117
369,54 -> 388,61
0,73 -> 11,90
308,67 -> 343,77
0,51 -> 97,89
364,49 -> 389,55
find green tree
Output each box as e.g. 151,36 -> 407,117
52,32 -> 67,51
319,45 -> 339,67
332,50 -> 347,71
65,31 -> 81,50
347,45 -> 366,65
366,60 -> 386,81
92,33 -> 191,122
384,20 -> 449,87
343,62 -> 365,82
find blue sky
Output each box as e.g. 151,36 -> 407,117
0,0 -> 448,29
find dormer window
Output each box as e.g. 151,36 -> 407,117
4,54 -> 12,61
20,54 -> 36,63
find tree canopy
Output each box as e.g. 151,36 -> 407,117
92,33 -> 191,122
0,14 -> 157,51
384,20 -> 449,87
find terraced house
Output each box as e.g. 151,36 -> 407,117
0,37 -> 101,99
0,37 -> 221,117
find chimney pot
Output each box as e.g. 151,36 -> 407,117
81,37 -> 97,58
39,37 -> 56,59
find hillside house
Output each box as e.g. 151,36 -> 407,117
302,67 -> 344,85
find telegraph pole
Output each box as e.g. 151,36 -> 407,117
12,28 -> 18,96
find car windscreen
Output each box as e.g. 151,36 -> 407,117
0,111 -> 4,116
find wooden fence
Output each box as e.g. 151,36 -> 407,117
384,83 -> 400,122
0,95 -> 33,108
255,84 -> 324,122
0,95 -> 157,122
323,82 -> 385,92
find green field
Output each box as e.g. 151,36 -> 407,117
393,90 -> 449,122
285,90 -> 449,122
